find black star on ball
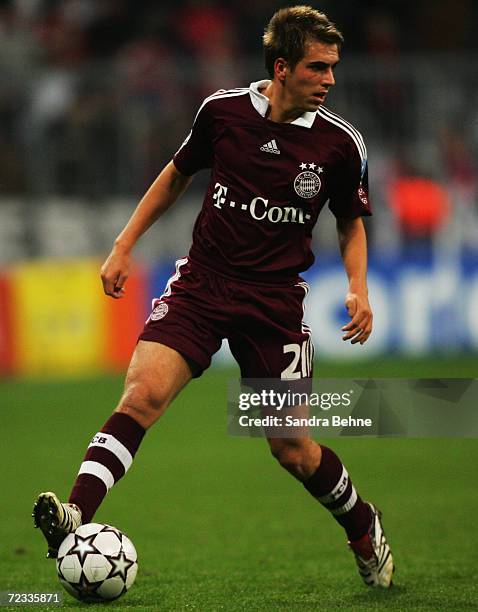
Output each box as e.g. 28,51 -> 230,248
100,525 -> 123,539
77,573 -> 104,602
69,533 -> 101,564
107,551 -> 135,582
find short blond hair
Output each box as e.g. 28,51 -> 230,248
263,5 -> 343,78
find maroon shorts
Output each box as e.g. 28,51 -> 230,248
139,258 -> 314,379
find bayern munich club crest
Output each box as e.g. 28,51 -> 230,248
294,162 -> 323,199
150,301 -> 168,321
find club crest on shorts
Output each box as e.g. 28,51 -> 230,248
294,163 -> 323,199
150,302 -> 168,321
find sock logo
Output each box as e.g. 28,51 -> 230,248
317,467 -> 350,504
90,435 -> 108,445
335,474 -> 349,498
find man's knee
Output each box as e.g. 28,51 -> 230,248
269,438 -> 322,480
271,441 -> 303,472
116,379 -> 169,429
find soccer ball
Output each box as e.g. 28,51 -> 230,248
56,523 -> 138,602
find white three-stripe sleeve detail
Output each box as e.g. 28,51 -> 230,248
194,88 -> 248,119
78,461 -> 115,490
87,433 -> 133,472
317,107 -> 367,178
176,89 -> 249,155
318,106 -> 367,159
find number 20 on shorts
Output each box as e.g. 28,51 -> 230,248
281,338 -> 314,379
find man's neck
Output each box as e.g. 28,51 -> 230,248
260,81 -> 303,124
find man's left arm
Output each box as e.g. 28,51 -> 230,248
336,216 -> 372,345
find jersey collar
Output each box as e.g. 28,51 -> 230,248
249,79 -> 317,128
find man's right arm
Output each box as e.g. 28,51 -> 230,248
101,160 -> 192,299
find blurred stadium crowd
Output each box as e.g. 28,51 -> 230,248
0,0 -> 477,262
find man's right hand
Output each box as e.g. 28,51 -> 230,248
100,246 -> 131,299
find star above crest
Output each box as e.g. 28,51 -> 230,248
299,162 -> 324,173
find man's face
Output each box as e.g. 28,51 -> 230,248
282,41 -> 339,112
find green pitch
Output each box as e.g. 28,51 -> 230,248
1,356 -> 477,611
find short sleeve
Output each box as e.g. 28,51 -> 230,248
173,99 -> 214,176
328,139 -> 372,218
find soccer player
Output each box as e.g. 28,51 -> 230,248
33,6 -> 394,588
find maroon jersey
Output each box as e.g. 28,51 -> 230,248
173,81 -> 372,284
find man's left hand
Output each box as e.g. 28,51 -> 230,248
341,292 -> 373,344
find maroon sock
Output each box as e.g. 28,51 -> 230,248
303,445 -> 372,541
69,412 -> 145,523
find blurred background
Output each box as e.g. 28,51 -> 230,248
1,0 -> 478,378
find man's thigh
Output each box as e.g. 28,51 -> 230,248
116,340 -> 192,428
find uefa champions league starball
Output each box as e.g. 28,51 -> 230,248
56,523 -> 138,602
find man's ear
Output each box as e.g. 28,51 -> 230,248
274,57 -> 288,82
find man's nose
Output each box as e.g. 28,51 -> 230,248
323,67 -> 335,86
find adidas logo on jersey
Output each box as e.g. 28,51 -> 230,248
260,139 -> 280,154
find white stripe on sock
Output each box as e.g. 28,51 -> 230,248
331,486 -> 358,515
88,433 -> 133,471
317,466 -> 349,504
78,461 -> 115,490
